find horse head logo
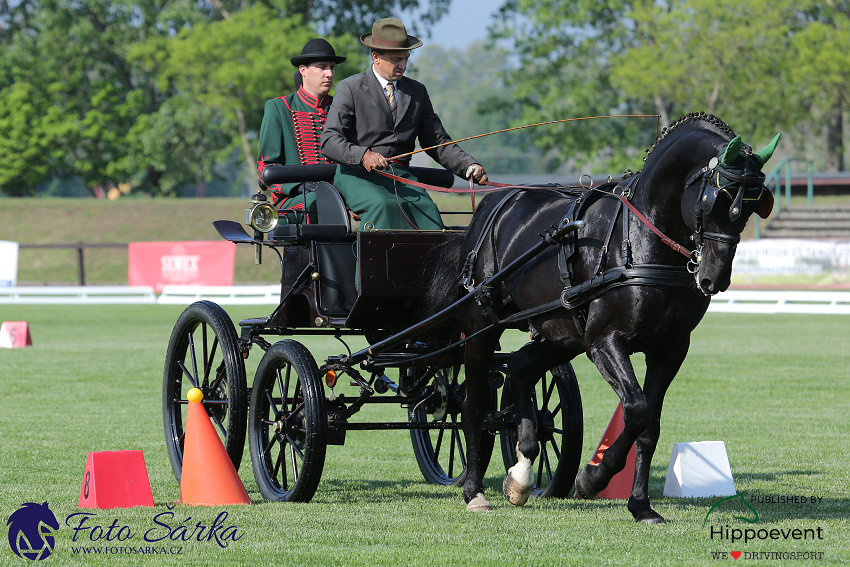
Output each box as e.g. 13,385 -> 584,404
703,493 -> 759,527
7,502 -> 59,561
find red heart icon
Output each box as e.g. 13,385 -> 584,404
731,551 -> 741,559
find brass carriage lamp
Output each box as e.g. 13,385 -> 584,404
246,191 -> 279,264
246,191 -> 279,233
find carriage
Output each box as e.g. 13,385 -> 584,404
162,162 -> 585,503
163,113 -> 780,520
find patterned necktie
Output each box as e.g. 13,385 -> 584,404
385,83 -> 397,119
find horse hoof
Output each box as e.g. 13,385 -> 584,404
466,493 -> 493,512
503,472 -> 531,506
573,467 -> 600,500
634,510 -> 665,524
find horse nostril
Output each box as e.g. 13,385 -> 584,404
700,278 -> 714,294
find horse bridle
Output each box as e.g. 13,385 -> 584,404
685,150 -> 768,249
600,148 -> 769,291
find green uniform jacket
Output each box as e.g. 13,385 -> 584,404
257,88 -> 333,220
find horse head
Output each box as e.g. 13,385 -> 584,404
6,502 -> 60,560
681,131 -> 780,295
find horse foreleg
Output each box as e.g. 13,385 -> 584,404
627,342 -> 687,523
502,340 -> 566,506
461,333 -> 501,512
575,340 -> 650,501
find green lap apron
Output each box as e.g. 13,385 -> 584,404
333,164 -> 445,231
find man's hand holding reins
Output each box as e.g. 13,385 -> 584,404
362,149 -> 389,171
466,163 -> 488,185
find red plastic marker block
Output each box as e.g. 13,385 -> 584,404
0,321 -> 32,348
79,450 -> 155,509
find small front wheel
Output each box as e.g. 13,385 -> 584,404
162,301 -> 247,483
249,340 -> 327,502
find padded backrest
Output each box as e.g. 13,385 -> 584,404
314,181 -> 349,229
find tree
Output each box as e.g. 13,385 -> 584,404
0,0 -> 454,197
489,0 -> 661,173
407,41 -> 553,174
790,3 -> 850,171
489,0 -> 849,172
0,0 -> 206,196
610,0 -> 802,155
132,6 -> 362,195
256,0 -> 451,36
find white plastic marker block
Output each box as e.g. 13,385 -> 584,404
663,441 -> 736,498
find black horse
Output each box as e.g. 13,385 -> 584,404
429,113 -> 780,523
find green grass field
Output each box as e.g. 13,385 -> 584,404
1,305 -> 848,565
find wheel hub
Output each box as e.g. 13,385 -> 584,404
273,410 -> 306,449
203,378 -> 228,422
427,373 -> 449,421
537,408 -> 555,442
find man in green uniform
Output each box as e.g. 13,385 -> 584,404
321,18 -> 488,231
257,38 -> 346,223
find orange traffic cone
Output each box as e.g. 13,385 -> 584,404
578,402 -> 637,499
180,388 -> 250,505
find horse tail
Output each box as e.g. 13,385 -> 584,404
424,234 -> 463,316
418,234 -> 464,351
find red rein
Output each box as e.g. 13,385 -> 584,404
373,169 -> 696,260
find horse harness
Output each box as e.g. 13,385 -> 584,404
457,177 -> 704,337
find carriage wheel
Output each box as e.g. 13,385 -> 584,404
163,301 -> 247,483
499,364 -> 583,498
408,366 -> 495,486
249,340 -> 327,502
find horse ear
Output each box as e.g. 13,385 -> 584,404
753,133 -> 781,167
721,135 -> 743,166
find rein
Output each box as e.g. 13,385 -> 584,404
591,179 -> 697,261
373,168 -> 699,263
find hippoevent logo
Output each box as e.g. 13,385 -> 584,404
7,503 -> 59,561
705,492 -> 826,561
6,502 -> 245,560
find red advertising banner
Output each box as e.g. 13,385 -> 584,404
128,241 -> 235,292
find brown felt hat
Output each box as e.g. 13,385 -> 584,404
360,18 -> 423,50
290,38 -> 347,67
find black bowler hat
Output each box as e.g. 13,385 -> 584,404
290,38 -> 347,67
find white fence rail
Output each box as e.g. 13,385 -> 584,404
707,290 -> 850,314
2,286 -> 850,313
0,286 -> 156,304
156,285 -> 280,305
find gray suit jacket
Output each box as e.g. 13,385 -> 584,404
320,68 -> 476,177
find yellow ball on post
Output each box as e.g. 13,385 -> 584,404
187,388 -> 203,403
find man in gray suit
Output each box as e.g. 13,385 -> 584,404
321,17 -> 488,231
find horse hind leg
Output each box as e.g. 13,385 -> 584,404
502,340 -> 566,506
462,330 -> 502,512
503,420 -> 537,506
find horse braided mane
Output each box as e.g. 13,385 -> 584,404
624,112 -> 735,177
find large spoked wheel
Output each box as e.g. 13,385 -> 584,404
500,364 -> 583,498
408,366 -> 495,486
249,340 -> 327,502
163,301 -> 247,483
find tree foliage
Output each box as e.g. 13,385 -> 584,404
0,0 -> 443,197
407,42 -> 554,174
490,0 -> 850,172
